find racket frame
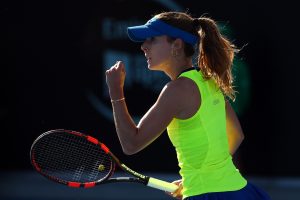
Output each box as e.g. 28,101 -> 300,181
30,129 -> 148,187
30,129 -> 177,192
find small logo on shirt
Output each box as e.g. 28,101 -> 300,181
213,99 -> 220,105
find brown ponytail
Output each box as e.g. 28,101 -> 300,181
197,17 -> 237,100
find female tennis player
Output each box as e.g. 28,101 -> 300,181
105,11 -> 271,200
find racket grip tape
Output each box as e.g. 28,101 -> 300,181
147,177 -> 178,192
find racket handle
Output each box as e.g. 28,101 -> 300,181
147,177 -> 178,192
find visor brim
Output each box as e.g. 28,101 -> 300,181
127,25 -> 162,42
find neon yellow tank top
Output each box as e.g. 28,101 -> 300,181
167,69 -> 247,199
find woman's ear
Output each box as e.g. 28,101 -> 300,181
171,38 -> 184,58
171,38 -> 184,51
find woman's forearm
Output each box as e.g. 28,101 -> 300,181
111,98 -> 139,155
105,62 -> 140,154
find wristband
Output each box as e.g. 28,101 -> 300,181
111,97 -> 125,103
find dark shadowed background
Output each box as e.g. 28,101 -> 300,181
1,0 -> 300,199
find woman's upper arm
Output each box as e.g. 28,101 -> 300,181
131,81 -> 183,153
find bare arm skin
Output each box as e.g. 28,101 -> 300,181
106,61 -> 199,155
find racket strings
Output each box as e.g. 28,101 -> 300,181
31,132 -> 113,183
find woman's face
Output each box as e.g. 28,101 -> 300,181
141,35 -> 173,71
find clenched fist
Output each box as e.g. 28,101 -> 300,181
105,61 -> 126,100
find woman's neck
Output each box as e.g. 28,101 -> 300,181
165,59 -> 193,80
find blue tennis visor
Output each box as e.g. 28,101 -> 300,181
127,17 -> 198,46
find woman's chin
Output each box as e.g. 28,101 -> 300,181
147,63 -> 155,70
147,61 -> 160,69
148,65 -> 158,71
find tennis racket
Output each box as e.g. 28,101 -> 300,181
30,129 -> 178,193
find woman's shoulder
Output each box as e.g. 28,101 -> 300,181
172,76 -> 199,93
162,77 -> 200,102
162,77 -> 200,119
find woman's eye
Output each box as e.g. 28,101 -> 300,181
147,37 -> 155,42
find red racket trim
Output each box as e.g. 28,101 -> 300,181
84,182 -> 96,188
100,143 -> 110,154
87,135 -> 99,144
68,182 -> 96,188
68,182 -> 81,188
86,135 -> 110,153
